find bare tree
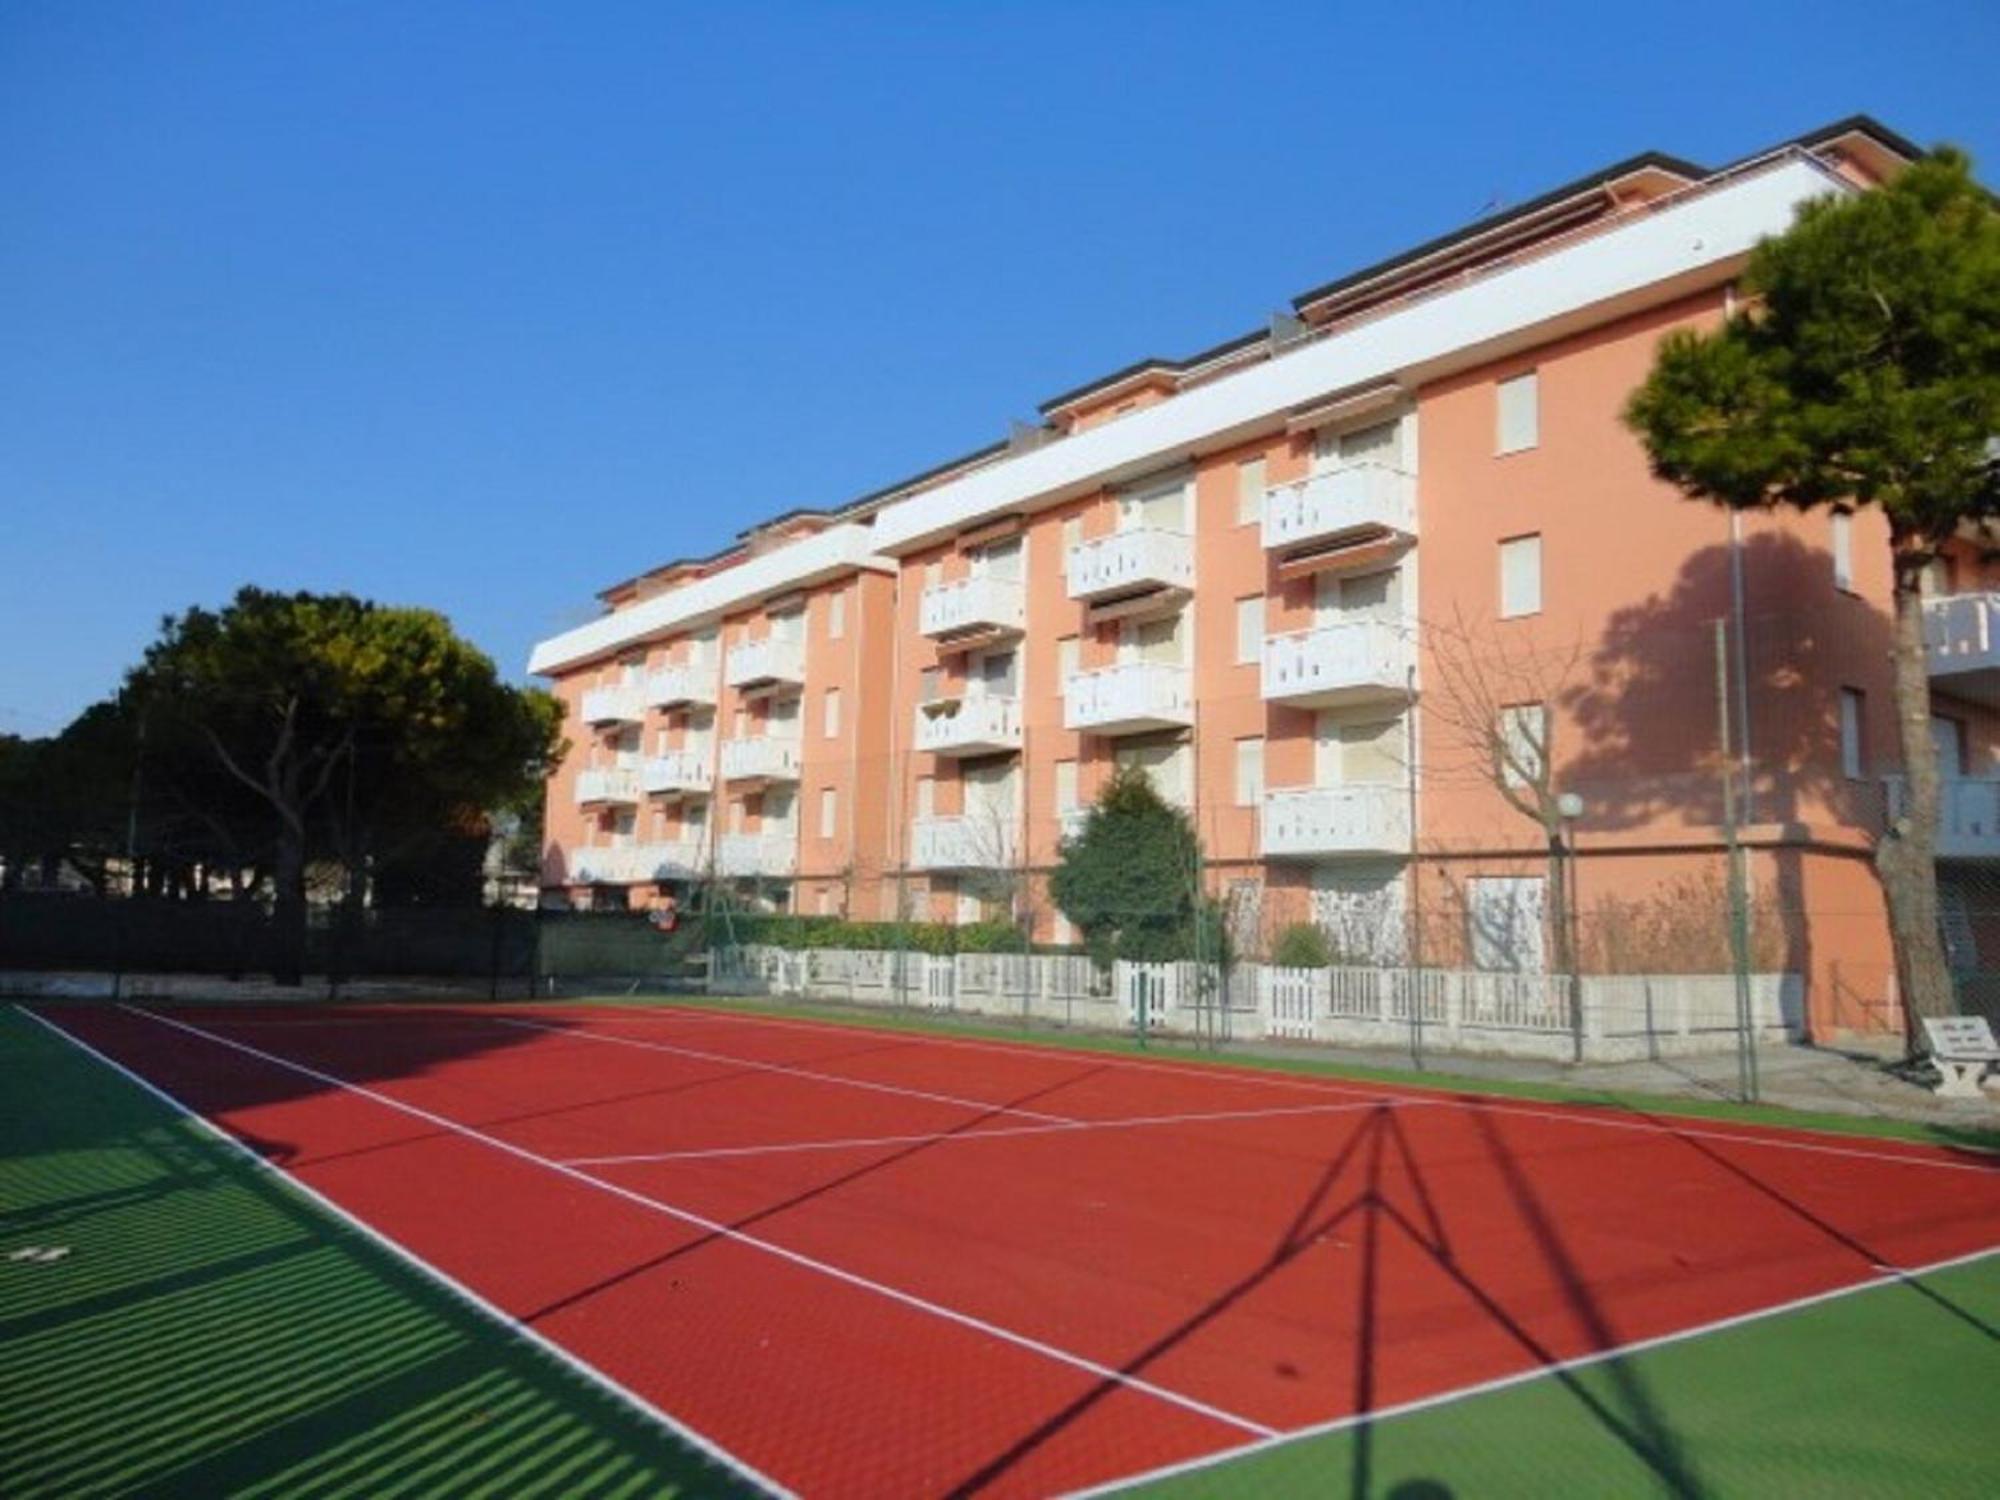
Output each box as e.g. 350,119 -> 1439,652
1425,607 -> 1586,980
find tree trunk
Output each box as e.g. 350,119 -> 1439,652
270,824 -> 307,986
1877,549 -> 1953,1050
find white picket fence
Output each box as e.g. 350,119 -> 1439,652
710,946 -> 1803,1061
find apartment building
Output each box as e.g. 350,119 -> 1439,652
529,115 -> 1991,1035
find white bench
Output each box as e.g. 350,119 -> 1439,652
1922,1016 -> 2000,1099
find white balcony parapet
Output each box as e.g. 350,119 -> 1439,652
1261,784 -> 1412,858
910,815 -> 1019,872
1066,528 -> 1194,603
920,575 -> 1026,640
720,735 -> 802,783
1262,620 -> 1414,707
913,695 -> 1023,757
574,767 -> 641,805
640,749 -> 714,797
725,636 -> 806,690
1925,593 -> 2000,682
717,832 -> 798,879
1885,775 -> 2000,859
645,661 -> 717,708
1262,464 -> 1416,552
1063,662 -> 1194,736
580,684 -> 644,725
571,840 -> 704,884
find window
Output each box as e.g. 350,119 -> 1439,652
1236,456 -> 1267,526
924,559 -> 944,591
1839,689 -> 1865,778
1062,515 -> 1083,573
819,786 -> 837,838
823,687 -> 841,738
978,536 -> 1023,582
977,648 -> 1019,698
1831,511 -> 1854,591
1496,371 -> 1539,454
1119,469 -> 1189,532
1236,596 -> 1265,665
1234,738 -> 1265,808
1311,867 -> 1408,966
916,775 -> 935,818
1057,635 -> 1080,685
1467,876 -> 1547,972
920,666 -> 941,703
828,588 -> 846,639
1054,759 -> 1079,811
1499,534 -> 1543,618
1498,703 -> 1547,790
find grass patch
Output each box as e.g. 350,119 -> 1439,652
0,1005 -> 758,1499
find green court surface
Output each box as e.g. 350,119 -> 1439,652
4,998 -> 1996,1499
0,1006 -> 749,1499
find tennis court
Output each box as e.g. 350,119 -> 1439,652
18,999 -> 2000,1497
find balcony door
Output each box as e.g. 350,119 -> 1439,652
768,694 -> 800,739
973,536 -> 1023,582
1118,608 -> 1187,667
1315,565 -> 1400,629
972,647 -> 1018,700
770,607 -> 804,645
1118,471 -> 1188,533
1932,716 -> 1965,781
1316,713 -> 1404,788
763,788 -> 796,839
962,759 -> 1021,860
685,708 -> 714,761
1115,739 -> 1190,808
1313,417 -> 1401,475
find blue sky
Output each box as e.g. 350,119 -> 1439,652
4,1 -> 1997,735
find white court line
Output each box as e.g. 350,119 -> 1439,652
1061,1239 -> 2000,1498
560,1097 -> 1420,1166
612,1001 -> 2000,1176
113,1004 -> 1277,1441
14,1005 -> 795,1500
490,1013 -> 1081,1126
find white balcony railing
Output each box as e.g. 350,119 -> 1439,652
1925,593 -> 2000,680
1063,662 -> 1195,735
644,661 -> 717,708
580,684 -> 644,725
720,735 -> 802,783
1262,464 -> 1417,552
1885,776 -> 2000,859
1065,528 -> 1195,603
919,575 -> 1026,640
717,832 -> 798,879
913,695 -> 1023,757
1262,620 -> 1414,706
570,840 -> 704,884
1261,784 -> 1412,858
573,767 -> 641,805
640,749 -> 714,797
910,815 -> 1019,872
724,635 -> 806,690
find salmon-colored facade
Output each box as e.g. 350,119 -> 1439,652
530,116 -> 1993,1037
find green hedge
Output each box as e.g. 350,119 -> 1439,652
723,916 -> 1030,956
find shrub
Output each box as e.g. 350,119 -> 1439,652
1271,921 -> 1334,970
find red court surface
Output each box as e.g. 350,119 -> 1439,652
38,1000 -> 2000,1498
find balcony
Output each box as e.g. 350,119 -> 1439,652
1262,464 -> 1417,553
1065,528 -> 1194,604
717,832 -> 798,879
580,684 -> 644,726
913,695 -> 1023,758
1262,620 -> 1414,708
573,767 -> 641,805
919,575 -> 1026,643
910,815 -> 1019,872
640,749 -> 714,798
1261,784 -> 1412,859
1886,776 -> 2000,859
645,661 -> 717,709
720,735 -> 802,784
724,636 -> 806,692
1064,662 -> 1194,736
1926,593 -> 2000,705
570,841 -> 703,885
